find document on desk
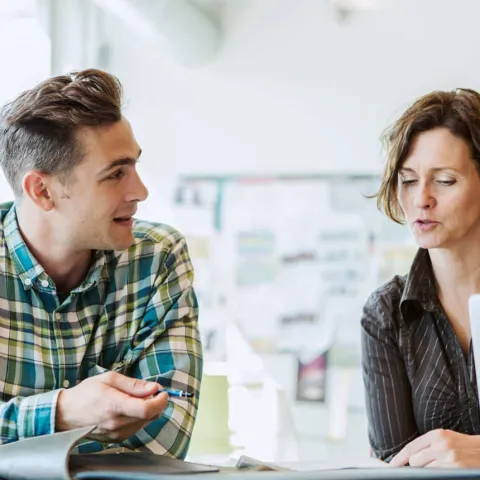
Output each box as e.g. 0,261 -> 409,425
236,454 -> 388,472
234,456 -> 480,479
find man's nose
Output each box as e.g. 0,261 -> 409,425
126,171 -> 149,203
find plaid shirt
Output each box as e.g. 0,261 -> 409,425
0,202 -> 202,457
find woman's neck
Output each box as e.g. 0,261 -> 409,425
429,243 -> 480,355
430,245 -> 480,297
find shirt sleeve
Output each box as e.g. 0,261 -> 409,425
120,234 -> 203,458
0,389 -> 61,443
361,289 -> 418,461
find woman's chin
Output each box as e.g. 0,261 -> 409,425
413,233 -> 444,250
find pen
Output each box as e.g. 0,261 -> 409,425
157,388 -> 194,398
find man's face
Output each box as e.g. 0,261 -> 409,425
49,117 -> 148,251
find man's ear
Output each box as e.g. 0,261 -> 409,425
21,171 -> 55,211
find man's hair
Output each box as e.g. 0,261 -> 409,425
0,69 -> 123,198
374,88 -> 480,224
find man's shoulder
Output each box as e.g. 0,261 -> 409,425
108,220 -> 191,287
132,218 -> 186,253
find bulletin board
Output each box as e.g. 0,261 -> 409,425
171,174 -> 415,405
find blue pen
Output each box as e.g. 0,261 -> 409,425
157,388 -> 194,398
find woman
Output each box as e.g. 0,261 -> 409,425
362,88 -> 480,468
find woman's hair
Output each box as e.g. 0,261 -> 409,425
375,88 -> 480,224
0,69 -> 123,198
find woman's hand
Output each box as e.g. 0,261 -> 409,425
391,429 -> 480,468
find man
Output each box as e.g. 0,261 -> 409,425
0,69 -> 203,457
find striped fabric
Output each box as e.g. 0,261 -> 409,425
0,202 -> 203,457
361,248 -> 480,461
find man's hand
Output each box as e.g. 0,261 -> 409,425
390,429 -> 480,468
56,372 -> 168,442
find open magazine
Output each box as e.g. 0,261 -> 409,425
0,426 -> 219,480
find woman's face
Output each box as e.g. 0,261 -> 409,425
398,127 -> 480,250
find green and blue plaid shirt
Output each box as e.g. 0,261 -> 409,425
0,202 -> 202,457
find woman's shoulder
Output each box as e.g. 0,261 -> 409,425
365,274 -> 407,308
362,274 -> 408,330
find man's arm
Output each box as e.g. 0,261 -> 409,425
0,390 -> 61,443
124,234 -> 202,458
78,234 -> 203,457
361,289 -> 418,461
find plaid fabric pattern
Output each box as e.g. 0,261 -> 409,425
0,202 -> 202,458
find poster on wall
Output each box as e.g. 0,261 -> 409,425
236,230 -> 277,286
296,351 -> 329,403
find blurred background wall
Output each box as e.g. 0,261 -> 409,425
0,0 -> 477,467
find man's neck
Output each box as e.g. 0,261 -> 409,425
16,206 -> 93,294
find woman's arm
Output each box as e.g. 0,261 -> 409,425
361,288 -> 418,461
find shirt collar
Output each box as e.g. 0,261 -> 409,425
71,250 -> 108,293
4,204 -> 45,289
400,248 -> 441,320
3,204 -> 108,292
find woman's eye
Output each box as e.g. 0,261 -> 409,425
400,179 -> 417,186
437,179 -> 455,186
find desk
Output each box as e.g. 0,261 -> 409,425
175,469 -> 480,480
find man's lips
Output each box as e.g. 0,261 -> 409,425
113,211 -> 136,221
113,215 -> 135,226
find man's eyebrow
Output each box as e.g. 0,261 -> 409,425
97,149 -> 142,177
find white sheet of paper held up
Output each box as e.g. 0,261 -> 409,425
469,294 -> 480,402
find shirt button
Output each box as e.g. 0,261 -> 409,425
63,379 -> 70,388
24,279 -> 32,286
41,280 -> 49,288
55,313 -> 61,320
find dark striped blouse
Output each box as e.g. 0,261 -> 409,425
361,248 -> 480,461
